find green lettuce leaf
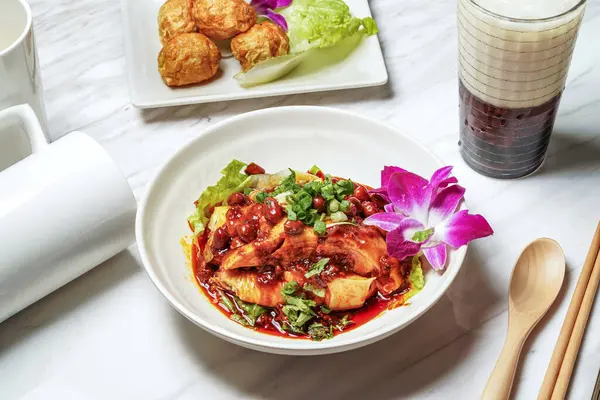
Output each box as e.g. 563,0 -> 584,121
280,0 -> 378,53
188,160 -> 251,235
404,255 -> 426,302
281,281 -> 317,330
233,297 -> 266,327
236,0 -> 379,86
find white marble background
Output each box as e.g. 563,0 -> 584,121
1,0 -> 600,399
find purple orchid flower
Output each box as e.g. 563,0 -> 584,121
364,166 -> 493,271
251,0 -> 292,31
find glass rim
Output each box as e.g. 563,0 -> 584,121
466,0 -> 586,23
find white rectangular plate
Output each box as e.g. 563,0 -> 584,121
121,0 -> 388,108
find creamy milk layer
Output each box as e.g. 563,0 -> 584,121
473,0 -> 582,20
458,0 -> 586,108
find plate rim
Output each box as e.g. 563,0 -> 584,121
135,106 -> 466,354
120,0 -> 388,109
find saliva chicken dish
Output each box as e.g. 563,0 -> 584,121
185,160 -> 425,341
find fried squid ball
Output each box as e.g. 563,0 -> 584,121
191,0 -> 257,41
158,33 -> 221,87
231,22 -> 290,72
157,0 -> 197,45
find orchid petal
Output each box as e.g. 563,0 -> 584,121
388,172 -> 429,224
422,244 -> 448,271
439,176 -> 458,189
383,203 -> 395,213
275,0 -> 292,7
363,212 -> 405,232
426,166 -> 453,200
265,9 -> 288,31
381,166 -> 410,188
251,0 -> 277,9
428,185 -> 466,227
433,210 -> 494,248
386,218 -> 426,260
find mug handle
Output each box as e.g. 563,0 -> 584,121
0,104 -> 49,153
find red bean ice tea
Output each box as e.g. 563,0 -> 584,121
458,0 -> 586,178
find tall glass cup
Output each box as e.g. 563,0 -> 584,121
457,0 -> 586,179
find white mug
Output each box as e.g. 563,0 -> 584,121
0,0 -> 48,133
0,105 -> 137,322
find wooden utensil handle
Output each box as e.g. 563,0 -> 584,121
538,222 -> 600,399
482,328 -> 527,400
551,252 -> 600,399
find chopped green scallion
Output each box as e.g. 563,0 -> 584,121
328,199 -> 340,213
314,220 -> 327,235
330,211 -> 348,222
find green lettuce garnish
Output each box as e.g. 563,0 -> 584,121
404,256 -> 426,302
281,281 -> 317,332
308,322 -> 333,341
280,0 -> 378,53
236,0 -> 378,86
233,297 -> 267,327
188,160 -> 252,235
304,257 -> 330,278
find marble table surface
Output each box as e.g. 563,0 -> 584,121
2,0 -> 600,399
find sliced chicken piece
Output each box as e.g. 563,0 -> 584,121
270,228 -> 318,266
214,269 -> 304,307
220,221 -> 285,269
325,274 -> 377,310
376,255 -> 412,295
376,264 -> 405,296
317,224 -> 387,277
215,269 -> 284,307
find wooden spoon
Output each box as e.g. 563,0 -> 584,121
482,238 -> 565,400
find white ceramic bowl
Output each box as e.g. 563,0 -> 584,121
136,106 -> 466,355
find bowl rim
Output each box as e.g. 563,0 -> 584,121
135,105 -> 467,352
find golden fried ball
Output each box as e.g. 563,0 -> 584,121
158,33 -> 221,87
231,22 -> 290,72
157,0 -> 197,45
191,0 -> 257,41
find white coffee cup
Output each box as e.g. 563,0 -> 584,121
0,0 -> 48,132
0,105 -> 137,322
